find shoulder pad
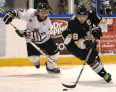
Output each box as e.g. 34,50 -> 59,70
88,10 -> 95,15
26,8 -> 37,18
70,15 -> 76,20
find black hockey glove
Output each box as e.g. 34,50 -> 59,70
15,30 -> 23,37
104,5 -> 112,16
84,40 -> 97,49
92,26 -> 102,40
3,11 -> 16,24
15,30 -> 30,38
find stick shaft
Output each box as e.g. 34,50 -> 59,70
62,38 -> 97,88
10,23 -> 59,68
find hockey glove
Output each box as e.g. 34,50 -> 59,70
3,11 -> 16,24
104,5 -> 112,16
15,30 -> 30,38
92,26 -> 102,40
84,40 -> 97,49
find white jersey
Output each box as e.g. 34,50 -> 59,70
90,0 -> 110,10
0,0 -> 5,14
100,0 -> 110,9
91,0 -> 96,8
14,8 -> 52,44
0,0 -> 5,7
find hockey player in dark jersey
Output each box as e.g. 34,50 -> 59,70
62,4 -> 112,82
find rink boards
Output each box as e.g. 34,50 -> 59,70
0,15 -> 116,67
0,56 -> 116,67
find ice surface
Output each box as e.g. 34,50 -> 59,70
0,65 -> 116,92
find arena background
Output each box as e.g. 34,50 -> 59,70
0,0 -> 116,67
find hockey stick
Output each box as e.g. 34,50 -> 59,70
10,23 -> 74,69
10,23 -> 60,68
79,0 -> 90,7
85,0 -> 90,7
62,38 -> 97,88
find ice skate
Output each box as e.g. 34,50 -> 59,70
34,61 -> 40,69
45,62 -> 60,73
103,73 -> 112,83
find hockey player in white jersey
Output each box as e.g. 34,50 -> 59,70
3,3 -> 60,73
90,0 -> 96,11
0,0 -> 5,14
90,0 -> 112,16
100,0 -> 112,16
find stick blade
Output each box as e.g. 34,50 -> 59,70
62,83 -> 76,88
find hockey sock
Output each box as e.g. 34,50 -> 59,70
97,68 -> 106,77
90,60 -> 106,77
47,52 -> 59,69
47,60 -> 57,69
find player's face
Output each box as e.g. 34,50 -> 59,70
38,10 -> 49,20
77,15 -> 87,24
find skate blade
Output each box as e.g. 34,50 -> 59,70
108,80 -> 113,84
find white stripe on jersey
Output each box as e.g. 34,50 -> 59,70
100,0 -> 110,9
0,0 -> 5,14
90,0 -> 110,9
91,0 -> 96,8
0,7 -> 5,14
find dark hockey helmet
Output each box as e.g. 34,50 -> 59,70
76,4 -> 88,16
37,2 -> 49,12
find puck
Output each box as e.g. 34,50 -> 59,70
63,89 -> 68,91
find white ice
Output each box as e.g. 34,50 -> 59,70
0,65 -> 116,92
